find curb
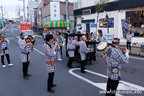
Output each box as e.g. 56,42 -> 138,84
123,51 -> 144,57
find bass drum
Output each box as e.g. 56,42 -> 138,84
97,42 -> 108,51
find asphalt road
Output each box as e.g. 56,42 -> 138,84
0,24 -> 144,96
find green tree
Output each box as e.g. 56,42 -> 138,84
95,0 -> 109,36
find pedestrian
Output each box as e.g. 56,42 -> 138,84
0,34 -> 14,68
85,32 -> 90,41
90,32 -> 96,41
126,31 -> 132,51
43,34 -> 58,93
53,31 -> 62,61
67,36 -> 80,68
19,33 -> 34,80
106,38 -> 129,96
90,32 -> 96,49
59,32 -> 64,56
79,35 -> 93,73
51,30 -> 55,36
43,30 -> 47,41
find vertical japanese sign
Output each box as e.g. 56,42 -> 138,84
50,2 -> 60,21
121,19 -> 130,39
34,11 -> 37,26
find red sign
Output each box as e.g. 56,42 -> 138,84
37,19 -> 40,23
20,23 -> 31,31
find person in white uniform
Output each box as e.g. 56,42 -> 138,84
0,34 -> 14,68
19,33 -> 34,80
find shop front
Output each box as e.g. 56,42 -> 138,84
126,10 -> 144,37
39,20 -> 72,33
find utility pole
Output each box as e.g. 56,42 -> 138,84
0,5 -> 3,21
66,0 -> 69,31
18,4 -> 21,23
23,0 -> 26,21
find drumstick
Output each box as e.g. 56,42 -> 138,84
104,60 -> 107,65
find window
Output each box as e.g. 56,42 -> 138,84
82,9 -> 91,15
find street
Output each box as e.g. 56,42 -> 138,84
0,24 -> 144,96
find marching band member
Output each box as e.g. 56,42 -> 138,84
97,30 -> 108,57
67,36 -> 79,68
59,32 -> 64,56
106,38 -> 129,96
42,30 -> 47,41
43,34 -> 58,93
19,33 -> 34,80
79,35 -> 93,73
0,34 -> 14,68
98,29 -> 107,42
53,31 -> 62,61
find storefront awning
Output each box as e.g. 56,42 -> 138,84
81,19 -> 95,23
43,20 -> 72,28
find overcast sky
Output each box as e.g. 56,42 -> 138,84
0,0 -> 78,19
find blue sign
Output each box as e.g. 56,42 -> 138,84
105,34 -> 113,39
108,18 -> 114,27
91,24 -> 97,28
0,19 -> 3,24
131,32 -> 134,37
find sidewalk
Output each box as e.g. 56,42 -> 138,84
120,45 -> 144,57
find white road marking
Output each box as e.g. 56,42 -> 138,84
130,56 -> 144,61
33,48 -> 45,56
32,47 -> 144,95
69,68 -> 144,96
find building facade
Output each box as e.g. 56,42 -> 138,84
38,0 -> 75,33
27,0 -> 39,27
75,0 -> 144,44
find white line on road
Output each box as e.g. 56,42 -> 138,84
69,68 -> 144,96
130,56 -> 144,61
33,48 -> 45,56
33,48 -> 144,95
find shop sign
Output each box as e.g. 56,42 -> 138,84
105,34 -> 113,40
91,24 -> 97,28
50,2 -> 60,20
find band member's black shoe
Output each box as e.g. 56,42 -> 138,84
48,89 -> 55,93
81,71 -> 86,73
23,77 -> 29,80
52,84 -> 57,87
26,74 -> 32,77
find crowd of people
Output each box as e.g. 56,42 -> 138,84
0,29 -> 130,96
42,30 -> 130,96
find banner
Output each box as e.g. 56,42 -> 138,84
121,19 -> 130,39
99,18 -> 114,28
